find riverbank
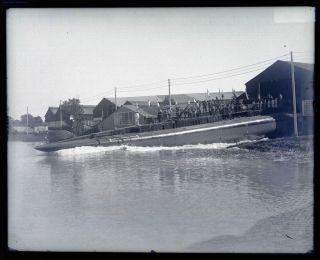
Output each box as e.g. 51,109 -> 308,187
233,135 -> 314,153
8,133 -> 46,142
188,203 -> 313,253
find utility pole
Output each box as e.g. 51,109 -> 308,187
258,83 -> 261,111
60,100 -> 62,128
115,87 -> 117,111
290,51 -> 298,137
168,79 -> 171,111
26,106 -> 29,135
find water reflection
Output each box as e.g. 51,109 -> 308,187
8,141 -> 314,251
37,147 -> 313,210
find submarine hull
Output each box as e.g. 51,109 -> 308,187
35,115 -> 276,152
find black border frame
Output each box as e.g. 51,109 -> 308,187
0,0 -> 318,258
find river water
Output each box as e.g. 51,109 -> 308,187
8,139 -> 313,252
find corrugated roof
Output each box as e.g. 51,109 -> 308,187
124,100 -> 156,106
120,105 -> 157,118
187,91 -> 244,101
157,94 -> 194,104
138,105 -> 159,116
110,96 -> 160,106
104,91 -> 242,106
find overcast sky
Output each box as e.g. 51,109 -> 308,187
7,7 -> 314,120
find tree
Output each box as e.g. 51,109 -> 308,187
60,98 -> 84,125
60,98 -> 84,135
72,118 -> 85,136
34,116 -> 43,124
8,116 -> 14,132
20,114 -> 43,126
20,113 -> 34,124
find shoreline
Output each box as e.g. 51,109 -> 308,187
8,133 -> 46,142
187,203 -> 313,253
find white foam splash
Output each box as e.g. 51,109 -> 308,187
55,138 -> 268,156
55,145 -> 125,156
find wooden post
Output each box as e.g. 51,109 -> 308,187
26,106 -> 29,135
290,51 -> 298,136
60,100 -> 62,128
168,79 -> 171,111
115,87 -> 117,111
258,83 -> 261,111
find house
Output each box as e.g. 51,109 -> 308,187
50,104 -> 96,128
80,105 -> 96,126
48,107 -> 70,129
10,121 -> 34,134
97,104 -> 157,131
33,123 -> 48,134
93,98 -> 117,122
94,91 -> 244,131
112,96 -> 160,107
44,107 -> 59,123
106,91 -> 244,107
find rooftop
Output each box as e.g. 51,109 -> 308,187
81,105 -> 96,115
103,91 -> 244,106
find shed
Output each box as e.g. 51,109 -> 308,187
93,98 -> 117,121
44,107 -> 59,123
98,104 -> 157,131
245,60 -> 314,114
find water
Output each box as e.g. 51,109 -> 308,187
8,139 -> 313,252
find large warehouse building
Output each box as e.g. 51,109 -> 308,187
245,60 -> 314,135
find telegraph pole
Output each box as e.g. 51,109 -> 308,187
290,51 -> 298,136
115,87 -> 117,111
59,100 -> 63,128
26,106 -> 29,135
258,83 -> 261,111
168,79 -> 171,111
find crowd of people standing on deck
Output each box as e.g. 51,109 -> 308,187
156,98 -> 248,123
156,93 -> 284,123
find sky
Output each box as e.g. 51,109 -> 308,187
7,7 -> 315,120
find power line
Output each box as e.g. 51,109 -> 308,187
171,60 -> 291,86
80,90 -> 115,102
68,53 -> 294,104
116,79 -> 168,91
80,80 -> 168,102
171,59 -> 290,85
172,64 -> 281,86
171,53 -> 290,81
117,84 -> 168,93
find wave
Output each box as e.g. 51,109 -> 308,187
54,138 -> 268,156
